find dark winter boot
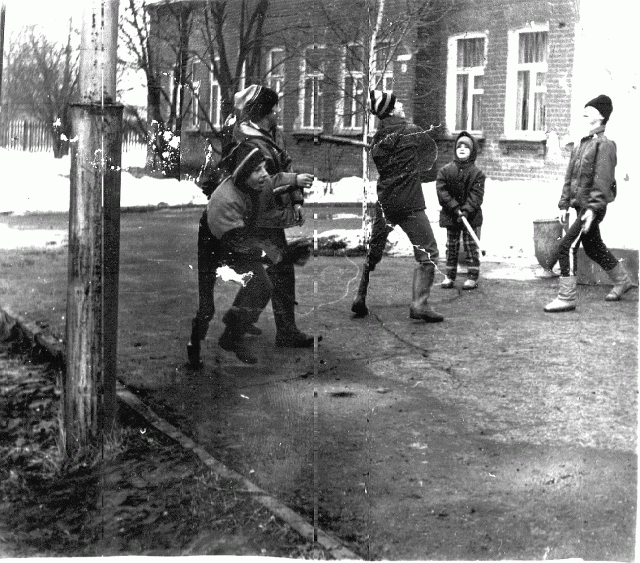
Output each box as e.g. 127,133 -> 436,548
409,263 -> 444,323
544,276 -> 577,312
222,309 -> 262,336
218,308 -> 258,364
186,318 -> 203,368
218,329 -> 258,364
273,303 -> 319,347
271,266 -> 320,347
351,260 -> 371,317
605,262 -> 636,301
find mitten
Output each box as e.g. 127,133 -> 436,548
284,237 -> 313,266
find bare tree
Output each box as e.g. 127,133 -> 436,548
200,0 -> 267,115
295,0 -> 456,242
3,24 -> 78,158
120,0 -> 195,174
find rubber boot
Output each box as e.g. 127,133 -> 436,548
271,266 -> 320,347
351,260 -> 371,317
605,262 -> 636,301
409,263 -> 444,323
186,318 -> 203,368
544,276 -> 577,312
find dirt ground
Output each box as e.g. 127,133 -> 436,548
0,207 -> 637,559
0,338 -> 320,558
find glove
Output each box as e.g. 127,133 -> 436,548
260,240 -> 282,265
581,208 -> 595,234
283,237 -> 313,266
456,209 -> 467,223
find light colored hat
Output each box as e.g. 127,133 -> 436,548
234,85 -> 261,113
234,85 -> 279,120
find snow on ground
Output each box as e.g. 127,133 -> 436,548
0,149 -> 636,269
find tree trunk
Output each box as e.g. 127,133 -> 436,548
146,73 -> 164,170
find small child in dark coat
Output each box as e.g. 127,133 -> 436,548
436,131 -> 486,290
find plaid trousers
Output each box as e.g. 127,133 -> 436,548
445,225 -> 481,280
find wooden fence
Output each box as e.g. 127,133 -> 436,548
0,120 -> 147,152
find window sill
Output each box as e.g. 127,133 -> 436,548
437,132 -> 486,143
291,129 -> 323,143
332,128 -> 366,137
498,135 -> 547,156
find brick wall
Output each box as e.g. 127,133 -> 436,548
418,0 -> 577,183
151,0 -> 579,183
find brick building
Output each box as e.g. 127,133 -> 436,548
148,0 -> 635,187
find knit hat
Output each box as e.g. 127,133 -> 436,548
369,90 -> 396,118
456,135 -> 473,150
234,85 -> 279,121
584,94 -> 613,124
231,143 -> 266,187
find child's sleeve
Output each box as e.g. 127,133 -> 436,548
435,166 -> 460,212
558,148 -> 575,210
461,169 -> 485,215
271,172 -> 304,204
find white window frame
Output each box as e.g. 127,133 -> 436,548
298,44 -> 325,131
335,42 -> 394,133
190,60 -> 201,129
336,43 -> 365,132
209,69 -> 221,128
504,24 -> 549,140
445,32 -> 487,136
369,43 -> 394,131
266,47 -> 285,125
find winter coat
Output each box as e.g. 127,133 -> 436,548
436,131 -> 485,228
370,115 -> 437,221
233,121 -> 304,229
558,125 -> 617,213
206,175 -> 290,265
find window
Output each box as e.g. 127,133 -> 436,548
190,61 -> 201,128
266,48 -> 285,125
161,68 -> 176,121
447,35 -> 486,132
504,26 -> 548,136
209,70 -> 221,128
372,43 -> 394,92
342,44 -> 365,129
301,45 -> 325,129
514,31 -> 547,131
339,42 -> 393,131
369,44 -> 394,130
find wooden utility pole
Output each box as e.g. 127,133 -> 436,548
0,3 -> 6,131
64,0 -> 122,456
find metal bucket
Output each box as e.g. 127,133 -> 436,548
533,219 -> 563,269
